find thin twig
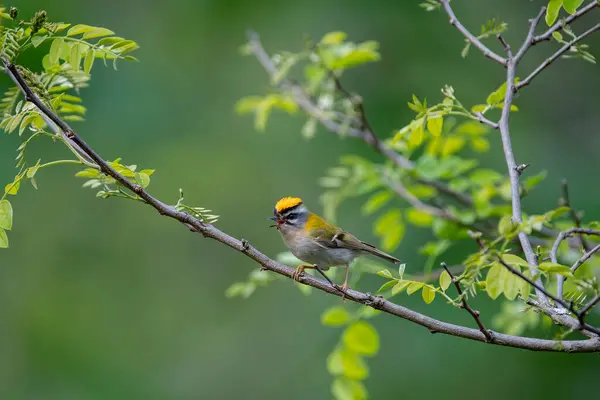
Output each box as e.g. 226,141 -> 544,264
513,7 -> 547,63
441,262 -> 493,342
5,59 -> 600,353
497,34 -> 512,58
474,112 -> 499,129
438,0 -> 507,66
579,294 -> 600,319
517,23 -> 600,90
533,1 -> 599,44
551,228 -> 600,300
571,244 -> 600,274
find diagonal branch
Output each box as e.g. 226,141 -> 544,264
516,23 -> 600,90
579,294 -> 600,319
513,6 -> 547,63
5,59 -> 600,353
246,31 -> 473,208
533,1 -> 599,45
438,0 -> 507,66
441,262 -> 493,342
571,243 -> 600,274
550,228 -> 600,300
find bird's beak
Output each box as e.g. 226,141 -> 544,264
268,216 -> 283,228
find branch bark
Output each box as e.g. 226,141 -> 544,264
5,59 -> 600,353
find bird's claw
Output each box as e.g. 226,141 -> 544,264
292,265 -> 306,282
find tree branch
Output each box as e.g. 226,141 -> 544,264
513,7 -> 547,63
516,22 -> 600,90
441,262 -> 493,342
5,59 -> 600,353
532,1 -> 599,45
496,26 -> 548,304
246,31 -> 473,208
438,0 -> 507,66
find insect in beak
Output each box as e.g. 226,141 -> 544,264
268,216 -> 283,228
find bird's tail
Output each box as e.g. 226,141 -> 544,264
361,242 -> 400,264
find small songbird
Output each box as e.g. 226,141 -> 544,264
270,197 -> 400,291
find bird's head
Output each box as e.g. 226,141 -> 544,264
270,197 -> 308,230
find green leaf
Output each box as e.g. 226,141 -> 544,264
524,170 -> 547,190
538,262 -> 574,277
422,285 -> 436,304
342,321 -> 379,356
135,172 -> 150,188
0,200 -> 12,230
327,348 -> 344,375
406,208 -> 434,227
67,24 -> 95,36
563,0 -> 584,14
406,281 -> 424,295
469,169 -> 503,186
377,279 -> 397,292
331,378 -> 367,400
4,180 -> 20,195
391,280 -> 411,295
503,265 -> 520,300
552,31 -> 563,41
498,215 -> 518,237
439,270 -> 452,291
70,43 -> 83,71
0,228 -> 7,248
544,206 -> 570,221
361,190 -> 392,215
502,254 -> 529,267
427,115 -> 443,137
82,27 -> 115,39
546,0 -> 563,26
328,41 -> 381,70
31,35 -> 47,48
376,269 -> 393,279
83,49 -> 95,74
321,31 -> 347,45
321,306 -> 351,326
486,262 -> 504,299
339,348 -> 369,380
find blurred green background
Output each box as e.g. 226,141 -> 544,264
2,0 -> 600,398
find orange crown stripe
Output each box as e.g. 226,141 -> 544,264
275,197 -> 303,212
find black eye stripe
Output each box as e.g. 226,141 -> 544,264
286,212 -> 298,219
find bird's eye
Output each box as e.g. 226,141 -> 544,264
287,213 -> 297,220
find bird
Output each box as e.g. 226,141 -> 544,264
270,196 -> 400,292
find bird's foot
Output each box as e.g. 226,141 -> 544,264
292,265 -> 307,282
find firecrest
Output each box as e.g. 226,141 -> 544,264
270,197 -> 400,291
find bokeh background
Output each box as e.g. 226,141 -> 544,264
2,1 -> 600,398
